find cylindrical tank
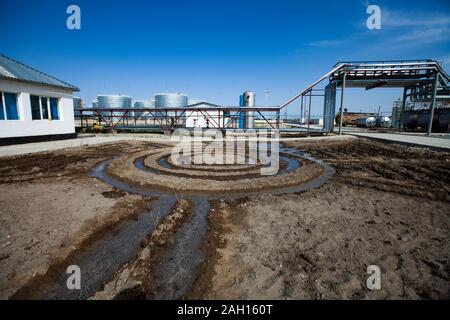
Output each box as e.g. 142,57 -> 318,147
377,116 -> 392,128
133,100 -> 152,118
335,112 -> 377,127
243,91 -> 255,129
239,94 -> 246,129
154,93 -> 189,123
417,112 -> 431,128
402,111 -> 419,129
97,95 -> 132,118
154,93 -> 188,109
88,100 -> 98,117
355,117 -> 376,128
97,95 -> 132,108
438,109 -> 450,131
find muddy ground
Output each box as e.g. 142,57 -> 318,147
0,137 -> 449,299
0,141 -> 160,299
192,139 -> 450,299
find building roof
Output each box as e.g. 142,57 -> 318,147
0,54 -> 79,91
185,102 -> 222,108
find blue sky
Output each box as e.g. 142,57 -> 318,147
1,0 -> 449,116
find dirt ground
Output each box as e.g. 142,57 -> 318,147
0,141 -> 154,299
192,139 -> 450,299
0,137 -> 449,300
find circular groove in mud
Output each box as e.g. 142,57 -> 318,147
135,155 -> 298,181
102,147 -> 331,196
15,145 -> 334,300
89,146 -> 335,300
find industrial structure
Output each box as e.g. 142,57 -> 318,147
75,60 -> 450,136
0,54 -> 79,145
1,54 -> 448,142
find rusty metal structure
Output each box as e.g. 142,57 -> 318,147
77,104 -> 283,133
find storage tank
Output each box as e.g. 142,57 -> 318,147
133,100 -> 152,118
97,95 -> 132,108
355,117 -> 376,128
154,93 -> 188,122
377,116 -> 392,128
239,94 -> 246,129
97,95 -> 132,118
402,111 -> 419,129
438,109 -> 450,131
243,91 -> 255,129
335,112 -> 377,127
417,112 -> 431,128
154,93 -> 188,109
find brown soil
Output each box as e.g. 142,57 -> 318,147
193,138 -> 450,299
0,141 -> 163,299
1,137 -> 449,300
286,138 -> 450,202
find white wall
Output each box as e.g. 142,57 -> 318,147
186,109 -> 224,128
0,80 -> 75,138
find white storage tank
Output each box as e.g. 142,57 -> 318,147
154,93 -> 188,109
377,116 -> 392,128
133,100 -> 152,118
243,91 -> 255,129
154,93 -> 189,122
97,95 -> 132,118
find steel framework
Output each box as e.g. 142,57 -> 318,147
76,106 -> 282,133
76,60 -> 450,136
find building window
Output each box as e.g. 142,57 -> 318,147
50,98 -> 59,120
30,95 -> 60,120
0,92 -> 19,120
30,95 -> 41,120
41,97 -> 49,119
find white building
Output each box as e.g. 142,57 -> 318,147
185,102 -> 226,128
0,54 -> 79,145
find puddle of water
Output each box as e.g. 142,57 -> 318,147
150,198 -> 211,300
135,155 -> 301,181
27,188 -> 176,299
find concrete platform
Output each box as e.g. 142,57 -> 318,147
343,130 -> 450,151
